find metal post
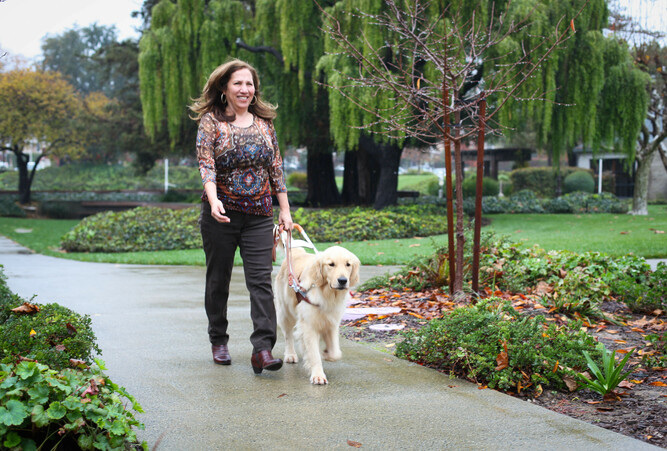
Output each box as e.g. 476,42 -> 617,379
164,158 -> 169,194
598,158 -> 602,194
472,97 -> 486,294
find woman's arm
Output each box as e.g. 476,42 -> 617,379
197,114 -> 229,223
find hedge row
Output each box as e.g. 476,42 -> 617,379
462,190 -> 628,215
510,167 -> 615,197
61,206 -> 201,253
60,204 -> 449,253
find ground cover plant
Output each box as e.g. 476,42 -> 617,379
0,268 -> 146,449
344,234 -> 667,447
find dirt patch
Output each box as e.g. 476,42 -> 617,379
342,288 -> 667,448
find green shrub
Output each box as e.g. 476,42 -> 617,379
0,359 -> 146,450
395,299 -> 600,394
291,206 -> 446,242
287,172 -> 308,189
0,196 -> 26,218
461,177 -> 499,198
0,302 -> 101,370
608,262 -> 666,313
642,332 -> 666,369
507,190 -> 544,213
509,167 -> 581,198
563,171 -> 595,194
61,206 -> 201,253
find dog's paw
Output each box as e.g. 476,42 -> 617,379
323,348 -> 342,362
310,371 -> 328,385
284,353 -> 299,364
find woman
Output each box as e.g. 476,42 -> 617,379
190,59 -> 292,374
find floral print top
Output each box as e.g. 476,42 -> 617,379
196,112 -> 287,216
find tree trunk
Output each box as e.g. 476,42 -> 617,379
341,150 -> 359,205
304,81 -> 340,207
356,135 -> 381,205
306,148 -> 340,206
630,153 -> 651,215
370,142 -> 401,210
453,133 -> 465,294
13,146 -> 32,205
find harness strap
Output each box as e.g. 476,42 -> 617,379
275,224 -> 319,308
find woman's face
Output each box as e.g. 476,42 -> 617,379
223,68 -> 255,114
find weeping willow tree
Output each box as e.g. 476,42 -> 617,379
138,0 -> 342,205
319,0 -> 584,292
318,0 -> 412,208
495,0 -> 649,193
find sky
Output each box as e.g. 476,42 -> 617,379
0,0 -> 142,62
0,0 -> 664,64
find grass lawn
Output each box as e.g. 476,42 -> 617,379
0,204 -> 665,266
484,204 -> 667,259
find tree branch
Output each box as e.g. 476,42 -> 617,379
235,38 -> 284,66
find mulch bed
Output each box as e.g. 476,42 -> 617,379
341,287 -> 667,448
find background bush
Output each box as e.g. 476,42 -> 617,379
291,205 -> 446,242
510,167 -> 583,197
286,172 -> 308,189
61,206 -> 201,253
0,196 -> 25,218
563,171 -> 595,194
461,176 -> 499,198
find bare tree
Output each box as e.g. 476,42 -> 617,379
318,0 -> 579,295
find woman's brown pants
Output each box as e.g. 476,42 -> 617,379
200,204 -> 277,353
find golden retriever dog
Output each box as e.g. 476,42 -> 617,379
274,245 -> 360,384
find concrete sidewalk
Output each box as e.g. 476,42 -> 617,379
0,237 -> 657,450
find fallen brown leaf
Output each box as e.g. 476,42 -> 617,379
617,380 -> 634,389
347,440 -> 362,448
562,375 -> 578,392
495,342 -> 509,371
649,381 -> 667,387
11,302 -> 40,314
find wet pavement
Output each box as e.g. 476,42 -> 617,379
0,236 -> 659,450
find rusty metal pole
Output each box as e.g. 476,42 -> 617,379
442,39 -> 455,294
472,96 -> 486,294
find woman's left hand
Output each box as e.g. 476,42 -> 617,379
278,209 -> 293,231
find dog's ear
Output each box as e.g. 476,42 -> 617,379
349,254 -> 361,287
300,254 -> 325,289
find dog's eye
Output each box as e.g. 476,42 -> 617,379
346,262 -> 351,267
328,262 -> 335,267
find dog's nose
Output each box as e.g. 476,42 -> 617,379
337,276 -> 348,286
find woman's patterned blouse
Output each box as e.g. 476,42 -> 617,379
196,112 -> 287,217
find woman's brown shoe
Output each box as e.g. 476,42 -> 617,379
212,344 -> 231,365
251,350 -> 283,374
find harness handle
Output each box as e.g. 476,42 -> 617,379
273,224 -> 319,307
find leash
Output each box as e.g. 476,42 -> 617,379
273,224 -> 319,307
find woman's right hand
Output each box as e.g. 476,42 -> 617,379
210,199 -> 230,223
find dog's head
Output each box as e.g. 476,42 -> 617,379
301,246 -> 360,291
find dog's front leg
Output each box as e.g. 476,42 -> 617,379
322,325 -> 342,362
302,327 -> 327,385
